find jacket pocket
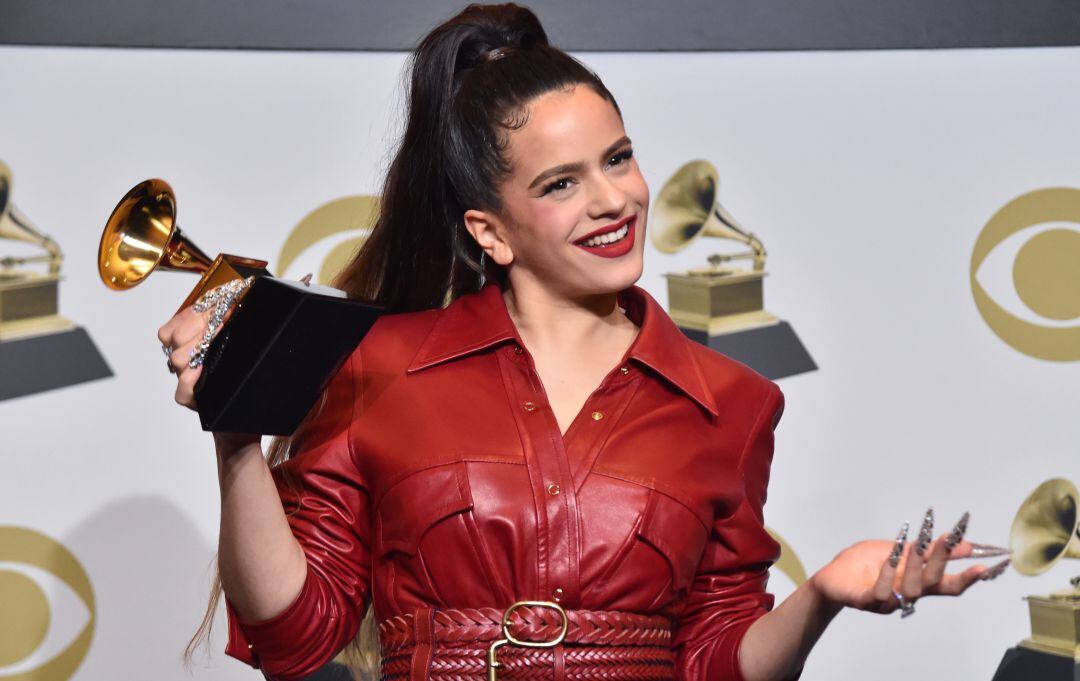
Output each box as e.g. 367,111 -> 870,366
635,488 -> 710,602
376,461 -> 474,557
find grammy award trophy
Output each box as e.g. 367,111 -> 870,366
98,178 -> 382,435
650,160 -> 814,380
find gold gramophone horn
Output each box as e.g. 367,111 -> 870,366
1,161 -> 63,276
650,160 -> 766,271
98,179 -> 213,291
1010,478 -> 1080,576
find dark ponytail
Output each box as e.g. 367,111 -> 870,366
333,2 -> 620,312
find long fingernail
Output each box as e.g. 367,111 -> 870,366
979,558 -> 1011,581
970,543 -> 1012,559
889,521 -> 910,567
944,511 -> 970,551
915,507 -> 934,557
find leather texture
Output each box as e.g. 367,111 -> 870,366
223,281 -> 788,681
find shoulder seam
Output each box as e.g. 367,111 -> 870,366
735,383 -> 780,475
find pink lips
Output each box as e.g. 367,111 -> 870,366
573,215 -> 636,259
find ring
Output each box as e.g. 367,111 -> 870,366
893,591 -> 916,618
161,343 -> 173,357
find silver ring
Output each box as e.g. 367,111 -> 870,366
893,591 -> 916,618
161,343 -> 173,357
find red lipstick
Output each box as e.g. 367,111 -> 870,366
572,215 -> 636,259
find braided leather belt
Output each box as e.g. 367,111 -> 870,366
378,601 -> 675,681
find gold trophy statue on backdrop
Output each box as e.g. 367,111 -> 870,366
991,477 -> 1080,679
0,161 -> 111,401
650,160 -> 814,380
98,178 -> 382,435
0,161 -> 73,340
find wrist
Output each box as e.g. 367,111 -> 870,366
805,573 -> 846,622
213,431 -> 262,454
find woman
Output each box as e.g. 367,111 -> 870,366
159,4 -> 1009,681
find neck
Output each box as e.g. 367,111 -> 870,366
501,275 -> 637,354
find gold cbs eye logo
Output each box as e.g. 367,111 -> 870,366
970,188 -> 1080,361
0,527 -> 94,681
277,195 -> 379,283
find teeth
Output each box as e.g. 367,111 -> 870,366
582,224 -> 629,247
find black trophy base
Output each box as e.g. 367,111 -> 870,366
680,320 -> 817,381
0,326 -> 113,401
194,276 -> 382,435
991,646 -> 1080,681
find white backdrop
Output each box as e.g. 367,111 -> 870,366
1,43 -> 1078,680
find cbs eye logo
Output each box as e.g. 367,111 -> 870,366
970,187 -> 1080,361
277,195 -> 378,283
0,527 -> 94,681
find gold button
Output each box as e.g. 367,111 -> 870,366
591,411 -> 604,421
547,483 -> 560,495
523,401 -> 537,412
619,365 -> 630,375
552,587 -> 564,602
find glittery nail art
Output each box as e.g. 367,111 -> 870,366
889,521 -> 909,568
980,558 -> 1011,581
915,507 -> 934,557
969,543 -> 1012,559
944,511 -> 970,551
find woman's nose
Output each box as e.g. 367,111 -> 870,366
587,176 -> 628,218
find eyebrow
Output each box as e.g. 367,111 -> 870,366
527,135 -> 633,190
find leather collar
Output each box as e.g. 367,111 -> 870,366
405,282 -> 718,417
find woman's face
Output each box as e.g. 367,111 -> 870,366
467,85 -> 649,299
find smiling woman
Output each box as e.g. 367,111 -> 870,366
157,3 -> 1009,681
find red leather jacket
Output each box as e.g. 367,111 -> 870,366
223,281 -> 787,681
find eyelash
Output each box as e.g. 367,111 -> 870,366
540,148 -> 635,196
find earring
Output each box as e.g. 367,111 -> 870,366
478,251 -> 486,288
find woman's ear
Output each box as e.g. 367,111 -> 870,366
463,208 -> 514,266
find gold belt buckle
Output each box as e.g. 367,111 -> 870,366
487,600 -> 568,681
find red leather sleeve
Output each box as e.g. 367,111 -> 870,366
222,351 -> 371,680
673,383 -> 800,681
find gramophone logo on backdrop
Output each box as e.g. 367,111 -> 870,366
971,187 -> 1080,361
0,161 -> 112,401
0,526 -> 95,681
650,160 -> 815,380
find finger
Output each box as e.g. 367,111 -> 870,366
927,564 -> 989,596
873,522 -> 908,604
899,507 -> 934,599
174,363 -> 203,410
921,534 -> 952,589
157,306 -> 204,356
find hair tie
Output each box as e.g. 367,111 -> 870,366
482,46 -> 513,63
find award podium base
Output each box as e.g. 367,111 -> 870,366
991,646 -> 1080,681
0,326 -> 113,401
679,321 -> 817,381
193,276 -> 382,435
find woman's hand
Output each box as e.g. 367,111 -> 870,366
157,302 -> 234,410
807,509 -> 1011,616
